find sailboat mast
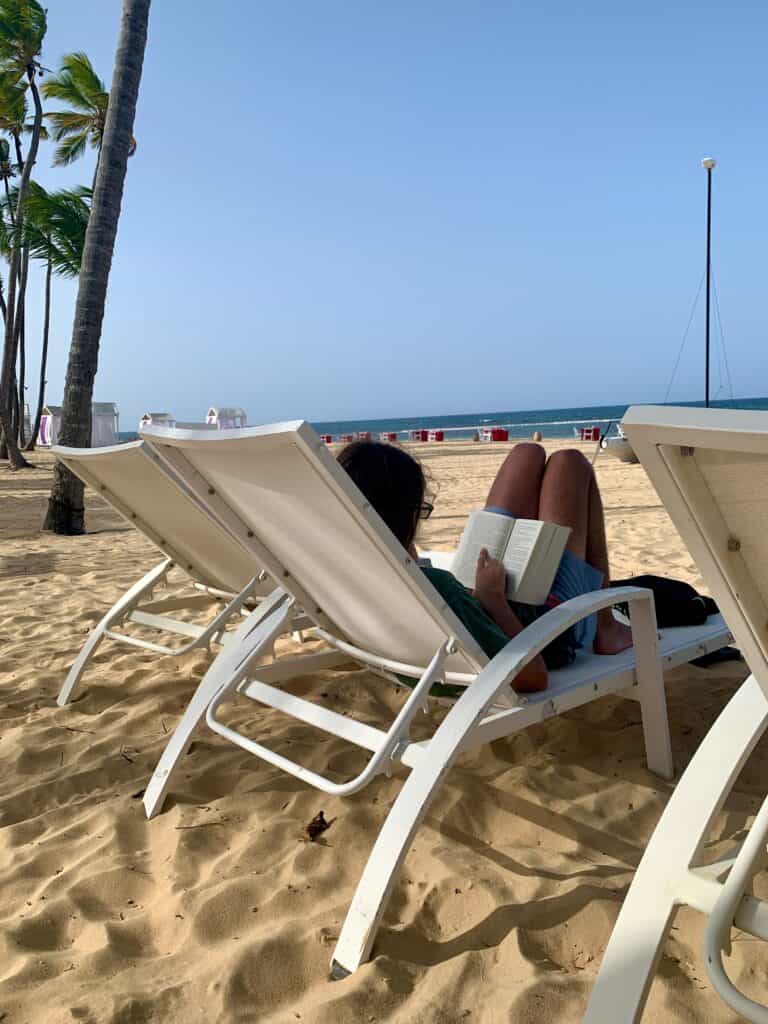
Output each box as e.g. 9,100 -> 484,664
702,156 -> 716,407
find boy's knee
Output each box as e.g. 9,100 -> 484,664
547,448 -> 592,475
511,442 -> 546,464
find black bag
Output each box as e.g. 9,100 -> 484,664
611,574 -> 718,628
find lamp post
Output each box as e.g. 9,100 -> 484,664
701,156 -> 717,407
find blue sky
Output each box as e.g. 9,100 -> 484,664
22,1 -> 768,429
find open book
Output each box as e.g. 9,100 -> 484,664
451,510 -> 571,605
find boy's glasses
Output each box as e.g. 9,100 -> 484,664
418,502 -> 434,520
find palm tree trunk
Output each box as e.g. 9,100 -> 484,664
91,149 -> 101,192
17,317 -> 25,445
44,0 -> 151,533
12,132 -> 23,174
3,176 -> 15,229
0,274 -> 5,457
3,248 -> 30,451
25,253 -> 52,451
0,271 -> 5,459
0,70 -> 43,470
10,371 -> 18,438
17,248 -> 29,446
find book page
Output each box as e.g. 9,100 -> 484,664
511,522 -> 571,604
501,519 -> 547,596
451,510 -> 514,588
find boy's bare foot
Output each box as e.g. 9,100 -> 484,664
594,617 -> 633,655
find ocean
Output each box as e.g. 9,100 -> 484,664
119,396 -> 768,444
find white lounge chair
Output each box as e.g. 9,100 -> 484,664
584,405 -> 768,1023
129,420 -> 731,979
52,439 -> 302,706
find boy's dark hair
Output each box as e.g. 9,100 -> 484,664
337,440 -> 426,549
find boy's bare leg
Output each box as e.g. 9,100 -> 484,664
484,443 -> 546,518
537,449 -> 589,558
586,469 -> 633,654
538,449 -> 632,655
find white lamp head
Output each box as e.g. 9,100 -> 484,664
701,156 -> 717,170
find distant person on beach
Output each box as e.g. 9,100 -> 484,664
337,440 -> 632,693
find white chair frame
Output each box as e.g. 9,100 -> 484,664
53,440 -> 309,707
58,557 -> 267,706
585,405 -> 768,1022
56,419 -> 734,982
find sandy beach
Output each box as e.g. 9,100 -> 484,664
0,439 -> 760,1023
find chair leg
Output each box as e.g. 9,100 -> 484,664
584,675 -> 768,1023
57,559 -> 172,706
629,595 -> 674,780
330,656 -> 528,978
142,589 -> 293,819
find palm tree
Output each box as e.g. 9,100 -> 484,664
42,52 -> 135,186
0,0 -> 47,470
0,138 -> 12,323
12,183 -> 90,449
0,67 -> 46,452
0,137 -> 15,212
44,0 -> 151,532
41,53 -> 106,171
0,68 -> 29,171
23,183 -> 90,275
0,73 -> 26,452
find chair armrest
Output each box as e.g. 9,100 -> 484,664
486,586 -> 656,703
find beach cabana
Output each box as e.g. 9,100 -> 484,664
139,411 -> 176,431
585,406 -> 768,1023
91,402 -> 119,446
205,405 -> 247,430
37,404 -> 62,447
38,402 -> 119,448
119,421 -> 730,979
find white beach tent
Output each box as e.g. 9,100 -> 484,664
38,402 -> 119,448
37,404 -> 62,446
139,411 -> 176,431
205,405 -> 247,430
91,402 -> 119,446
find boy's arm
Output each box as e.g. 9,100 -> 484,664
473,549 -> 547,693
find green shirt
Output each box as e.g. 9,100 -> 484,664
423,567 -> 576,674
422,567 -> 511,659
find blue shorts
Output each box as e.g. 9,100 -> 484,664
549,548 -> 604,649
485,507 -> 604,651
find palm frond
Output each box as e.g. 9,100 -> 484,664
0,187 -> 13,254
39,52 -> 107,167
0,0 -> 47,71
45,110 -> 93,132
50,129 -> 89,166
40,52 -> 107,113
0,180 -> 20,252
20,180 -> 90,277
0,67 -> 27,133
45,109 -> 101,142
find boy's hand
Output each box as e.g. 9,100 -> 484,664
473,548 -> 508,610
